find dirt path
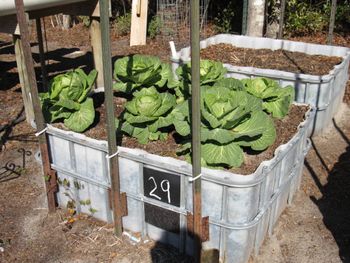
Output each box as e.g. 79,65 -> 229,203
1,27 -> 350,262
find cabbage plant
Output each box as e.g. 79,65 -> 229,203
172,60 -> 227,103
174,84 -> 276,168
242,77 -> 295,118
120,87 -> 176,144
39,69 -> 97,132
113,55 -> 174,94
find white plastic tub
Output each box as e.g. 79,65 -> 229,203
47,104 -> 314,263
171,34 -> 350,135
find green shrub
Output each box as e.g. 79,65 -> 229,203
114,13 -> 131,36
148,15 -> 162,38
285,1 -> 328,36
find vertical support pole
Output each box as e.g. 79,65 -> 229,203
90,17 -> 105,88
190,0 -> 202,261
14,0 -> 57,212
130,0 -> 148,46
100,0 -> 124,236
327,0 -> 337,45
242,0 -> 248,35
35,18 -> 48,92
278,0 -> 286,39
13,34 -> 35,123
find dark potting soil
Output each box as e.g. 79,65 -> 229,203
200,43 -> 343,76
53,94 -> 308,175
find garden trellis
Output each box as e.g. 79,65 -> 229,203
156,0 -> 210,41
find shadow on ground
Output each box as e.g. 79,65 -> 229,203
0,42 -> 94,92
305,119 -> 350,262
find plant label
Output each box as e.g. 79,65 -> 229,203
143,167 -> 181,233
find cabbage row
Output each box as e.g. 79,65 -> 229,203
40,55 -> 295,169
113,55 -> 295,169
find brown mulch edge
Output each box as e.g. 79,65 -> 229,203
200,43 -> 344,76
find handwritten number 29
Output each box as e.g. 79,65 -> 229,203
148,177 -> 171,204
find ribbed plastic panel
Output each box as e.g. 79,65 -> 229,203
48,104 -> 314,263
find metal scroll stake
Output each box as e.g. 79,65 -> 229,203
14,0 -> 57,212
99,0 -> 127,237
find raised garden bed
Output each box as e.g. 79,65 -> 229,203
47,101 -> 314,263
171,34 -> 350,135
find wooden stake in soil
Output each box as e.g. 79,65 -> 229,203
14,0 -> 57,213
99,0 -> 125,236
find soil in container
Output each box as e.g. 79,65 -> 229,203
200,43 -> 343,76
52,92 -> 308,175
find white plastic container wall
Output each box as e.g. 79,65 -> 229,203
171,34 -> 350,135
48,105 -> 314,263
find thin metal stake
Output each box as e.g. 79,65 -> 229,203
190,0 -> 202,261
14,0 -> 56,212
99,0 -> 124,236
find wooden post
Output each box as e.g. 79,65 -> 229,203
278,0 -> 286,39
327,0 -> 337,45
90,17 -> 104,88
13,34 -> 35,124
14,0 -> 57,213
130,0 -> 148,46
35,18 -> 48,92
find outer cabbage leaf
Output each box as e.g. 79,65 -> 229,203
202,142 -> 244,168
64,98 -> 95,132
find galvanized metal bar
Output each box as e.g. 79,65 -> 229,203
35,18 -> 48,92
327,0 -> 337,45
278,0 -> 286,39
99,0 -> 124,236
14,0 -> 57,213
190,0 -> 202,260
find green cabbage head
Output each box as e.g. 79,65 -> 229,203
39,68 -> 97,132
113,54 -> 173,94
242,77 -> 295,118
120,87 -> 176,144
174,82 -> 276,168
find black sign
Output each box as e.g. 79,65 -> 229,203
144,203 -> 180,233
143,167 -> 181,207
143,167 -> 181,233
